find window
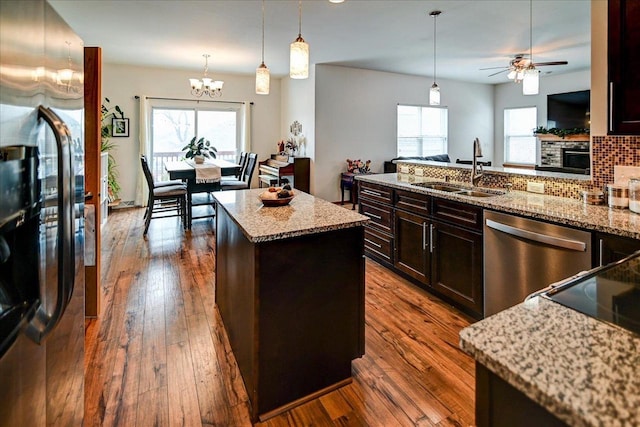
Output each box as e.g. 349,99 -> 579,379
149,101 -> 241,180
397,105 -> 448,157
504,107 -> 537,164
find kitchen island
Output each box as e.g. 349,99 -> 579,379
213,189 -> 369,422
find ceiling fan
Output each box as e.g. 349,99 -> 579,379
480,0 -> 568,94
480,54 -> 568,81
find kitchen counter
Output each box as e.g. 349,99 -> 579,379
355,173 -> 640,240
459,297 -> 640,426
213,188 -> 369,243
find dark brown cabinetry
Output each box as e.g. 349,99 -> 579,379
359,182 -> 394,266
359,181 -> 485,318
394,209 -> 430,284
608,0 -> 640,134
595,232 -> 640,266
431,219 -> 483,316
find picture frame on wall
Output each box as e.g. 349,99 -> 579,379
112,118 -> 129,137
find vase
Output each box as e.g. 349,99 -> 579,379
194,155 -> 205,164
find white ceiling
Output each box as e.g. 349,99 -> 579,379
49,0 -> 591,85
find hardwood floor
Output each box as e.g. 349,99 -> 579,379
85,207 -> 475,427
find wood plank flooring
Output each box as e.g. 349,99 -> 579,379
85,207 -> 475,427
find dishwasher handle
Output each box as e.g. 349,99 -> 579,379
485,218 -> 587,252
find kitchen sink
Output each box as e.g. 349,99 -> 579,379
413,182 -> 461,192
456,189 -> 504,197
412,181 -> 505,197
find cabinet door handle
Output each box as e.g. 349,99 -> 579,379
429,224 -> 435,253
364,238 -> 382,249
422,222 -> 427,251
365,212 -> 382,220
609,82 -> 614,133
362,189 -> 382,197
599,238 -> 604,267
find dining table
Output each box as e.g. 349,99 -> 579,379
164,158 -> 241,229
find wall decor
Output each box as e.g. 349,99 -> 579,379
112,118 -> 129,137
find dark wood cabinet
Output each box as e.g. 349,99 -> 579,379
360,180 -> 485,318
431,220 -> 483,316
359,182 -> 394,266
394,209 -> 430,284
608,0 -> 640,134
595,232 -> 640,266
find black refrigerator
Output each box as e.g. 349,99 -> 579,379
0,1 -> 85,425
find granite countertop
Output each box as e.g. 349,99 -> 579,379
356,173 -> 640,240
459,297 -> 640,427
213,188 -> 369,243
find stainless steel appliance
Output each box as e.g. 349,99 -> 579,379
0,1 -> 84,425
483,210 -> 592,317
541,251 -> 640,336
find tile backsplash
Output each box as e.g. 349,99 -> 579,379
592,135 -> 640,189
399,135 -> 640,201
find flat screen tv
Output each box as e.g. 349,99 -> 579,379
547,90 -> 590,130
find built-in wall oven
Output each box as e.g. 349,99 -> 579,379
562,147 -> 590,173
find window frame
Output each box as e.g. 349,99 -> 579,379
503,106 -> 537,165
396,104 -> 448,158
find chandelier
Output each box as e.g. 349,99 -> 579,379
189,54 -> 224,98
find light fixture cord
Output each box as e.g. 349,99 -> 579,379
203,54 -> 209,78
433,13 -> 437,84
261,0 -> 265,63
298,0 -> 302,37
529,0 -> 533,62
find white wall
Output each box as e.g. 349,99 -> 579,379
314,65 -> 494,202
280,66 -> 316,191
493,69 -> 590,165
102,63 -> 282,203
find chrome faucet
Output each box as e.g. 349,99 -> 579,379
471,137 -> 484,186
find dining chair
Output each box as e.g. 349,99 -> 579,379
140,155 -> 187,235
220,152 -> 257,191
221,151 -> 248,182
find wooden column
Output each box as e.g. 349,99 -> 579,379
84,47 -> 102,317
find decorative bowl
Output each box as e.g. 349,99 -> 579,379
260,195 -> 294,207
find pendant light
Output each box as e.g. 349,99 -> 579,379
429,10 -> 441,106
256,0 -> 270,94
522,0 -> 539,95
290,1 -> 309,79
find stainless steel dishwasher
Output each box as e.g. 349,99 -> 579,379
483,210 -> 592,317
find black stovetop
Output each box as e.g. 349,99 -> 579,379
543,252 -> 640,336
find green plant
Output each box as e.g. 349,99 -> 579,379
182,136 -> 217,160
533,126 -> 590,139
101,98 -> 125,201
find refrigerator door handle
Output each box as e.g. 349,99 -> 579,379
26,106 -> 75,343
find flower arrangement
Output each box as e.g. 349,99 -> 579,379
346,159 -> 371,174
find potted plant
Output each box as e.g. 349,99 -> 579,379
183,136 -> 217,163
100,98 -> 125,202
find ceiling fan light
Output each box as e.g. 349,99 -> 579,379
256,62 -> 270,95
522,67 -> 539,95
507,70 -> 517,80
429,83 -> 440,106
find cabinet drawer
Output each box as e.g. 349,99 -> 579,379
364,227 -> 393,263
432,198 -> 482,231
359,182 -> 393,205
395,189 -> 430,216
360,200 -> 392,233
